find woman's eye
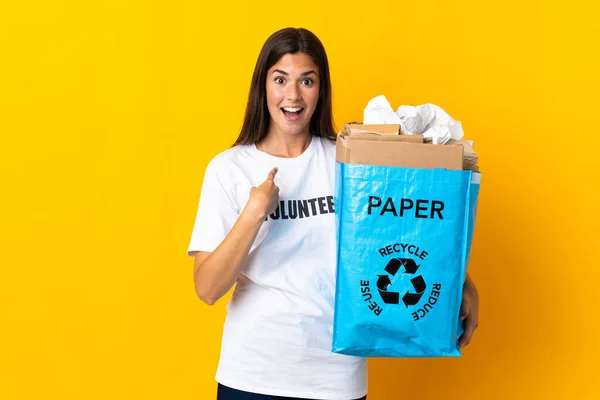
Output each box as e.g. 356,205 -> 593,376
301,78 -> 313,85
275,77 -> 285,84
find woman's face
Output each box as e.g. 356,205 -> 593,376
265,52 -> 320,138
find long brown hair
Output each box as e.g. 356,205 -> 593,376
233,28 -> 336,146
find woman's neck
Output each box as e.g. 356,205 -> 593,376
256,131 -> 312,158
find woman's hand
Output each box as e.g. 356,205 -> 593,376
243,168 -> 280,221
458,274 -> 479,348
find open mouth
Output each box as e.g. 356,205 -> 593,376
281,107 -> 304,121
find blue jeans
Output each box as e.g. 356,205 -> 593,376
217,384 -> 367,400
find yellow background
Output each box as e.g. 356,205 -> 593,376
1,0 -> 599,399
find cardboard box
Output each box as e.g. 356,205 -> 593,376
344,122 -> 402,135
447,139 -> 480,172
336,123 -> 464,170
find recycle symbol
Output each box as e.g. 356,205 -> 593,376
376,258 -> 427,307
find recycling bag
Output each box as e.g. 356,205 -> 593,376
332,163 -> 481,358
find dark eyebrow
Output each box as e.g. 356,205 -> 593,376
272,69 -> 317,76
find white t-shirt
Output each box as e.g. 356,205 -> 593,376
187,136 -> 368,399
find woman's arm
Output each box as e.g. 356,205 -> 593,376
193,168 -> 279,305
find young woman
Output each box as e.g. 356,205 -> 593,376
187,27 -> 479,400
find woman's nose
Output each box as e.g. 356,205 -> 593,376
286,83 -> 301,101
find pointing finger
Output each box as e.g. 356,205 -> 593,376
267,167 -> 278,181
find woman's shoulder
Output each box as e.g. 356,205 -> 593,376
208,143 -> 251,165
314,135 -> 337,157
203,144 -> 252,177
312,134 -> 335,147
